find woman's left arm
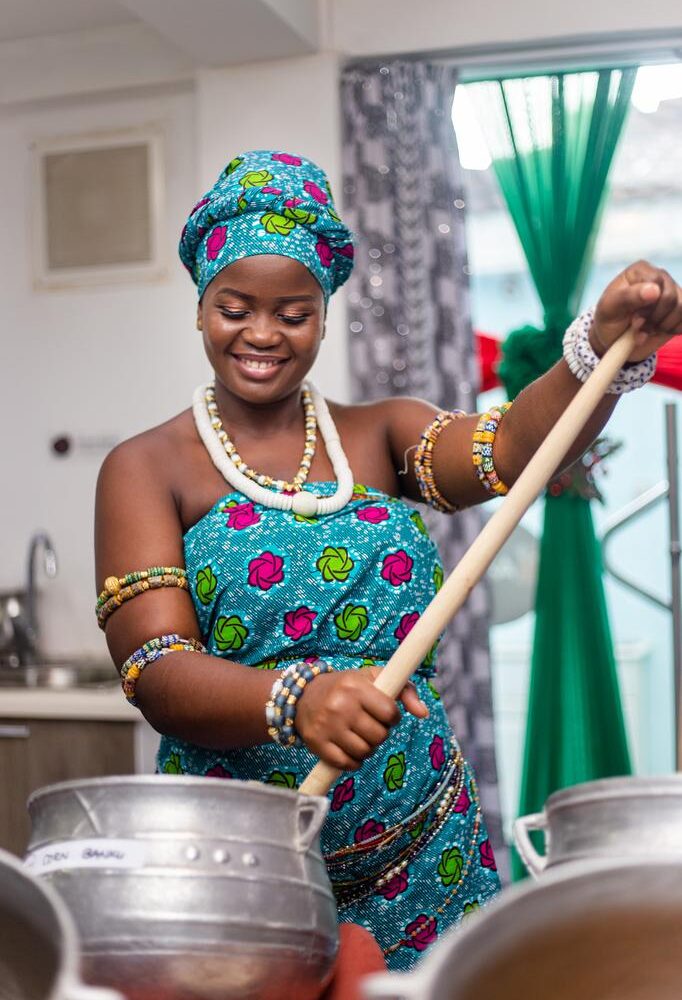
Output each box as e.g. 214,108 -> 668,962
389,261 -> 682,509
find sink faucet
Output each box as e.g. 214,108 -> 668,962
10,531 -> 58,665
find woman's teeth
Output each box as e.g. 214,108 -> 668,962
242,359 -> 279,369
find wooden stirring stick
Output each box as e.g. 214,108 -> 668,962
300,329 -> 638,797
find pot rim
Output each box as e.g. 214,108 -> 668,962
27,774 -> 325,809
380,856 -> 682,997
544,774 -> 682,813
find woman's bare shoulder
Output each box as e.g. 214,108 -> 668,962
97,409 -> 195,495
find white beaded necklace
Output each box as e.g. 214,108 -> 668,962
192,381 -> 355,516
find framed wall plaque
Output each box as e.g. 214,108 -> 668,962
31,125 -> 165,290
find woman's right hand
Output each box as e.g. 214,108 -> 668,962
295,666 -> 428,771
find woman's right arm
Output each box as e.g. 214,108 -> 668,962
95,436 -> 277,749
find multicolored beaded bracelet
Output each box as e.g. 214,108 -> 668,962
414,410 -> 467,514
120,633 -> 206,705
96,569 -> 189,630
265,658 -> 333,748
97,566 -> 187,608
472,402 -> 513,496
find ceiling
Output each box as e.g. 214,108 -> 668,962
0,0 -> 321,64
0,0 -> 134,43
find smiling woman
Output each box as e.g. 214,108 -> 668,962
94,148 -> 682,970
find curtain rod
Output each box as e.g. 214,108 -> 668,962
342,28 -> 682,79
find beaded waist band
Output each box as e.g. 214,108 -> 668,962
325,737 -> 467,908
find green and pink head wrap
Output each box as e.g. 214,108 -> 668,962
179,150 -> 354,301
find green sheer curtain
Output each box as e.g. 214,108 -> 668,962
466,68 -> 636,878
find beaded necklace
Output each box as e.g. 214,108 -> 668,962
205,382 -> 316,493
192,381 -> 355,516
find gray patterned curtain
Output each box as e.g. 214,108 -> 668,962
340,60 -> 505,873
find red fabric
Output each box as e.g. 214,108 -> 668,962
474,330 -> 682,393
321,923 -> 387,1000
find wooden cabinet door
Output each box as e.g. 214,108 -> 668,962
0,718 -> 135,857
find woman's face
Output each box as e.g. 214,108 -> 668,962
198,255 -> 325,405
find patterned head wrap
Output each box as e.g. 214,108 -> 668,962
179,150 -> 354,301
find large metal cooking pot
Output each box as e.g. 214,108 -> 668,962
0,846 -> 121,1000
362,858 -> 682,1000
513,774 -> 682,877
26,775 -> 337,1000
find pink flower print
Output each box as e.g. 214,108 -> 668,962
357,506 -> 390,524
197,226 -> 206,239
394,611 -> 420,642
315,238 -> 333,268
303,180 -> 328,204
205,764 -> 232,779
429,734 -> 445,770
261,186 -> 282,195
225,502 -> 260,530
480,838 -> 497,870
331,776 -> 355,812
191,195 -> 210,216
336,243 -> 355,259
454,783 -> 471,814
381,550 -> 414,586
377,870 -> 409,900
285,197 -> 304,208
404,914 -> 438,952
354,818 -> 385,844
272,152 -> 302,166
247,551 -> 284,591
206,225 -> 227,261
283,606 -> 317,641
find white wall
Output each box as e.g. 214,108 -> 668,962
1,85 -> 201,658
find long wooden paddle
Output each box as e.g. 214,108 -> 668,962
300,330 -> 638,797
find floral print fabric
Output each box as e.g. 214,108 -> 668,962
159,482 -> 500,969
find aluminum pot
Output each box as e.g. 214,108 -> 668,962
513,774 -> 682,878
362,858 -> 682,1000
0,846 -> 121,1000
26,775 -> 337,1000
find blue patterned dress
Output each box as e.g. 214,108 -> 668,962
158,482 -> 500,970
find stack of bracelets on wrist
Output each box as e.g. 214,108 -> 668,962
120,633 -> 206,705
563,309 -> 656,393
414,410 -> 466,513
96,566 -> 188,629
472,403 -> 513,497
265,658 -> 333,748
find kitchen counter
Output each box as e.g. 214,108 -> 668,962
0,684 -> 138,721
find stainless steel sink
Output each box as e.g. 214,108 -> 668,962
0,660 -> 118,690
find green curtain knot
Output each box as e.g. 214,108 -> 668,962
498,324 -> 564,400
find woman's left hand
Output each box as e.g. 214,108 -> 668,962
592,260 -> 682,363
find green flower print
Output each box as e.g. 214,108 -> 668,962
316,546 -> 354,583
267,771 -> 298,789
409,820 -> 425,840
328,205 -> 341,223
293,513 -> 318,524
462,900 -> 480,921
237,194 -> 248,214
426,680 -> 441,701
423,642 -> 437,670
335,604 -> 369,642
438,845 -> 464,886
283,206 -> 318,225
384,751 -> 406,792
361,656 -> 377,667
241,168 -> 273,188
213,614 -> 248,652
255,658 -> 279,670
353,483 -> 369,494
410,510 -> 428,535
196,565 -> 218,606
433,564 -> 444,592
261,211 -> 296,236
163,753 -> 184,775
224,156 -> 243,175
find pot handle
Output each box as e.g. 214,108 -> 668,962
361,971 -> 419,999
64,985 -> 124,1000
295,795 -> 330,850
512,811 -> 548,878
